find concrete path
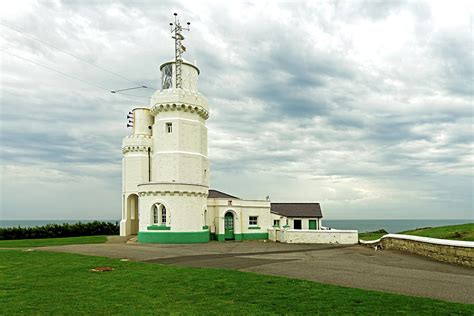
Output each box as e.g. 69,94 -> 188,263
39,241 -> 474,304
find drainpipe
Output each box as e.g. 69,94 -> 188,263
147,147 -> 151,182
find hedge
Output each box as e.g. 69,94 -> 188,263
0,221 -> 119,240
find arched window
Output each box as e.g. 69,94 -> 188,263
152,203 -> 167,226
161,205 -> 167,225
204,209 -> 207,226
153,205 -> 159,224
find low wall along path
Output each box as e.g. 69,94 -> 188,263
360,234 -> 474,268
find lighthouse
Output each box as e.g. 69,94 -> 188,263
120,14 -> 210,243
119,14 -> 328,244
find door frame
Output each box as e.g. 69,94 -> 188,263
224,212 -> 235,240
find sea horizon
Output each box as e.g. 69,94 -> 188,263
0,219 -> 472,233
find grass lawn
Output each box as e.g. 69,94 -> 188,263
358,231 -> 386,241
359,223 -> 474,241
400,223 -> 474,241
0,235 -> 108,248
0,250 -> 472,315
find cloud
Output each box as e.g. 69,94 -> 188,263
0,0 -> 472,220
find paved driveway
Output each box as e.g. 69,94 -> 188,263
40,240 -> 474,304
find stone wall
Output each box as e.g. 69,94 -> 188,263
361,234 -> 474,268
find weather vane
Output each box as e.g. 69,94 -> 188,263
169,13 -> 190,89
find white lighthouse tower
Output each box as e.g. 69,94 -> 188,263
120,14 -> 210,243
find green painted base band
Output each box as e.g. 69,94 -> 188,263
216,233 -> 268,241
138,231 -> 209,244
242,233 -> 268,240
147,225 -> 171,230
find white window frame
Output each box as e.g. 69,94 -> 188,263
152,203 -> 168,226
249,216 -> 258,226
161,205 -> 167,225
153,205 -> 159,225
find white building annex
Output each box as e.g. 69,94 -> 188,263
119,15 -> 356,244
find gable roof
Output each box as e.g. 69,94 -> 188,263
208,189 -> 240,199
271,203 -> 322,218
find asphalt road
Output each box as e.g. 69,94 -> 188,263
40,240 -> 474,304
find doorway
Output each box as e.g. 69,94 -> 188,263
127,194 -> 139,235
224,212 -> 235,240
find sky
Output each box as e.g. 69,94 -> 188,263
0,0 -> 472,220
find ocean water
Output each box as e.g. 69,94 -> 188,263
0,219 -> 471,233
323,219 -> 473,233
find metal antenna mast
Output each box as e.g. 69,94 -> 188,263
169,13 -> 190,89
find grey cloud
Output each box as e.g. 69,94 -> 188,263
0,0 -> 472,220
431,28 -> 473,96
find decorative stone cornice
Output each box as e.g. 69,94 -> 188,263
122,134 -> 153,154
124,134 -> 152,140
122,145 -> 152,154
150,103 -> 209,120
138,190 -> 208,198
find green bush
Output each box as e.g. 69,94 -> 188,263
372,229 -> 388,234
0,221 -> 119,240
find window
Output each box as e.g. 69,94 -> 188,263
203,210 -> 207,226
273,220 -> 280,227
161,206 -> 167,225
153,205 -> 159,224
249,216 -> 258,226
152,203 -> 167,226
161,64 -> 173,90
293,219 -> 302,230
166,122 -> 172,133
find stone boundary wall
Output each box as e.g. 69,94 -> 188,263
269,228 -> 358,244
360,234 -> 474,268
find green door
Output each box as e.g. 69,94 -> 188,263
309,220 -> 317,230
224,213 -> 235,240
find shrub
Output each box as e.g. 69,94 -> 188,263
371,229 -> 388,234
0,221 -> 119,240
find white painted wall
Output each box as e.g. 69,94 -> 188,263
272,228 -> 358,244
150,100 -> 208,187
207,198 -> 271,236
138,183 -> 208,232
120,108 -> 154,236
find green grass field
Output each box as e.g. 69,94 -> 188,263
0,235 -> 107,248
0,250 -> 472,315
358,231 -> 386,240
359,223 -> 474,241
400,223 -> 474,241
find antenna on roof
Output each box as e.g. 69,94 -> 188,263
169,13 -> 190,89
